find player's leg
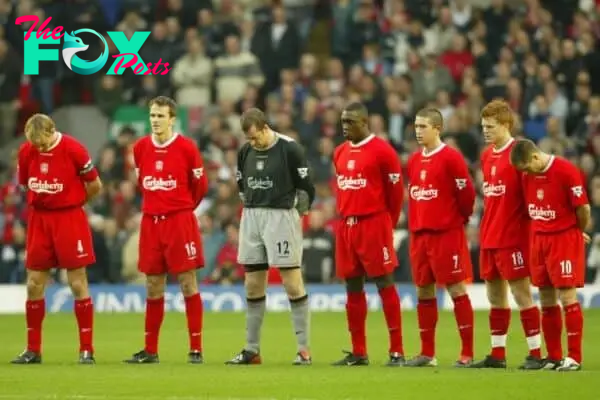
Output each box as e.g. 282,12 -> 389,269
355,213 -> 404,366
551,229 -> 585,372
556,287 -> 583,371
432,228 -> 474,367
124,215 -> 165,364
50,207 -> 97,363
226,209 -> 267,365
372,274 -> 405,366
165,211 -> 206,363
11,210 -> 55,364
405,232 -> 439,367
538,286 -> 562,369
279,267 -> 311,365
11,269 -> 51,364
264,209 -> 311,365
177,270 -> 204,363
508,277 -> 543,369
65,267 -> 95,364
470,275 -> 510,368
331,217 -> 369,366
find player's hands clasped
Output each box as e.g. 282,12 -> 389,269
583,232 -> 591,245
295,190 -> 310,215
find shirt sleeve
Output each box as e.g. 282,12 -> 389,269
287,141 -> 315,207
447,150 -> 475,220
379,143 -> 404,225
564,162 -> 589,208
188,142 -> 208,207
71,139 -> 98,182
236,145 -> 246,195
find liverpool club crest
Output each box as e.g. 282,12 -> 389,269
256,160 -> 264,170
40,163 -> 48,174
491,166 -> 496,176
347,160 -> 355,170
155,160 -> 163,171
536,189 -> 544,200
420,169 -> 426,181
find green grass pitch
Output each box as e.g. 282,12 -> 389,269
0,310 -> 597,400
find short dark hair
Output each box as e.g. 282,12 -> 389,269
344,102 -> 368,115
416,108 -> 444,130
510,138 -> 539,165
240,108 -> 268,133
149,96 -> 177,117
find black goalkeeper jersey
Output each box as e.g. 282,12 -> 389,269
236,133 -> 315,209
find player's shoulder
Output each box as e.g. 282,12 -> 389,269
133,135 -> 151,150
60,133 -> 86,149
441,144 -> 466,162
176,134 -> 199,150
18,140 -> 32,156
371,136 -> 396,153
553,156 -> 579,176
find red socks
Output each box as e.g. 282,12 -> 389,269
378,286 -> 404,354
184,293 -> 203,352
74,297 -> 94,353
564,302 -> 583,363
489,308 -> 510,360
520,306 -> 541,359
452,294 -> 474,359
26,299 -> 45,353
144,297 -> 165,354
345,291 -> 367,356
542,305 -> 563,361
417,298 -> 438,357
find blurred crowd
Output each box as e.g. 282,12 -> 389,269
1,0 -> 600,285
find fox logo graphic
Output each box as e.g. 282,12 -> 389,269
62,30 -> 109,75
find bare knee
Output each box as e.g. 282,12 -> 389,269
508,278 -> 534,309
345,276 -> 365,293
558,287 -> 578,307
417,284 -> 436,300
446,281 -> 467,299
279,268 -> 306,299
245,270 -> 268,299
486,279 -> 509,308
146,274 -> 167,299
66,268 -> 90,300
538,287 -> 558,308
177,270 -> 198,297
26,270 -> 49,300
373,273 -> 395,290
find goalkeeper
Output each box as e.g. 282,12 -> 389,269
225,108 -> 315,366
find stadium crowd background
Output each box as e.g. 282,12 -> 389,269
0,0 -> 599,286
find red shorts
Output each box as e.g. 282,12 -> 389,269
480,244 -> 530,281
409,227 -> 472,287
139,210 -> 204,275
26,207 -> 95,270
530,227 -> 585,288
335,212 -> 397,279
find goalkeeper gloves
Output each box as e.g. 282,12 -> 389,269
294,190 -> 310,215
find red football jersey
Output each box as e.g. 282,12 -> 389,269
333,135 -> 404,223
523,156 -> 589,233
134,133 -> 208,216
480,139 -> 530,249
407,144 -> 475,232
18,133 -> 98,210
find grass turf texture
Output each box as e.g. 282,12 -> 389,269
0,310 -> 597,400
